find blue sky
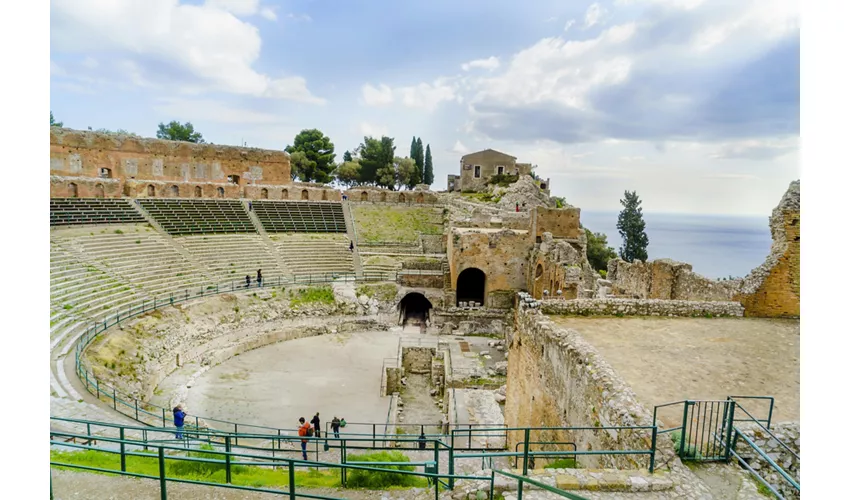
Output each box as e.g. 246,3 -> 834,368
50,0 -> 799,215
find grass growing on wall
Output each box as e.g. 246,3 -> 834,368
355,283 -> 398,302
353,206 -> 443,244
344,451 -> 428,488
288,287 -> 335,307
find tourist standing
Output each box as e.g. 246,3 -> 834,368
257,269 -> 263,287
298,417 -> 311,460
173,405 -> 186,439
349,240 -> 354,252
245,275 -> 251,288
331,416 -> 341,438
248,201 -> 253,211
311,412 -> 322,438
515,203 -> 519,212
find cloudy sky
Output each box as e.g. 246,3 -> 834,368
50,0 -> 799,216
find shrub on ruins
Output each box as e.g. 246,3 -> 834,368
344,451 -> 426,488
50,111 -> 63,127
488,173 -> 519,187
585,229 -> 618,271
156,121 -> 204,143
286,129 -> 336,183
616,190 -> 649,263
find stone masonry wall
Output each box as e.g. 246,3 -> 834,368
734,181 -> 800,318
539,298 -> 744,317
607,258 -> 737,301
448,228 -> 533,302
50,128 -> 291,193
735,421 -> 799,499
506,294 -> 678,470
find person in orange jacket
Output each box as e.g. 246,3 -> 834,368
297,417 -> 312,460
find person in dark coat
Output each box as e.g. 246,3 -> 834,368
173,405 -> 186,439
311,412 -> 321,438
349,240 -> 354,252
245,275 -> 251,288
257,269 -> 262,287
418,428 -> 427,450
331,416 -> 341,438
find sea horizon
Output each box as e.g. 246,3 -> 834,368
580,211 -> 773,280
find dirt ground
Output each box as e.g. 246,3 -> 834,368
184,330 -> 398,434
551,317 -> 800,427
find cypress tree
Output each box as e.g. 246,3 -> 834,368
424,144 -> 434,185
616,190 -> 650,262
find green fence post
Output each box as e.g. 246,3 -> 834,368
522,428 -> 531,476
234,424 -> 238,446
448,443 -> 455,490
679,402 -> 690,458
724,403 -> 736,462
162,408 -> 166,427
113,388 -> 117,410
288,460 -> 296,500
158,446 -> 167,500
225,436 -> 232,484
342,439 -> 347,487
489,469 -> 495,500
50,469 -> 53,500
650,426 -> 658,473
95,378 -> 99,399
135,399 -> 139,420
120,428 -> 126,472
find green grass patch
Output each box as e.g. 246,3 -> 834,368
289,287 -> 335,307
344,451 -> 428,489
461,191 -> 501,204
543,458 -> 579,469
355,283 -> 397,302
50,446 -> 341,489
670,431 -> 702,459
487,173 -> 519,187
754,478 -> 775,498
353,206 -> 443,244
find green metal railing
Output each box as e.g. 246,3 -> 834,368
70,271 -> 429,435
728,429 -> 799,499
491,469 -> 589,500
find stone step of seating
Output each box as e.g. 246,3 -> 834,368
253,200 -> 347,233
50,198 -> 146,226
140,199 -> 258,235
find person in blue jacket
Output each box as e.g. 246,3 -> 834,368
173,405 -> 186,439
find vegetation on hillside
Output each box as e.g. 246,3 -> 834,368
353,206 -> 443,243
344,451 -> 427,488
585,229 -> 618,271
50,111 -> 63,127
355,283 -> 398,302
288,286 -> 335,307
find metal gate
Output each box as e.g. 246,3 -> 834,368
654,400 -> 735,461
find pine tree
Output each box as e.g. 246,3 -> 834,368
424,144 -> 434,185
616,191 -> 649,262
343,150 -> 353,162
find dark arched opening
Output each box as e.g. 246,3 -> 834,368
68,182 -> 78,198
361,191 -> 369,202
94,183 -> 105,198
147,184 -> 156,197
170,185 -> 179,197
282,189 -> 289,199
398,292 -> 433,330
301,189 -> 309,200
194,186 -> 203,197
260,188 -> 269,199
398,193 -> 406,203
456,267 -> 486,307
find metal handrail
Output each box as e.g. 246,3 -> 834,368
731,428 -> 800,494
728,401 -> 798,460
491,469 -> 589,500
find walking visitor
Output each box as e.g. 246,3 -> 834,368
331,416 -> 341,438
298,417 -> 311,460
245,275 -> 251,288
311,412 -> 322,438
173,405 -> 186,439
257,269 -> 262,287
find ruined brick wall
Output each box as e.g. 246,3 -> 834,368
344,187 -> 439,204
448,227 -> 533,305
50,128 -> 291,197
532,207 -> 582,240
398,273 -> 444,289
734,181 -> 800,318
539,298 -> 744,317
246,184 -> 341,201
122,179 -> 242,199
506,297 -> 674,470
401,347 -> 435,374
607,258 -> 737,301
528,233 -> 596,300
50,175 -> 123,198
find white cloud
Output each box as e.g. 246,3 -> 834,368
702,173 -> 758,180
619,155 -> 646,162
451,140 -> 469,154
362,79 -> 458,112
710,139 -> 798,161
51,0 -> 324,103
461,56 -> 500,71
82,56 -> 99,69
260,8 -> 277,21
361,83 -> 394,106
572,151 -> 594,159
563,19 -> 575,33
205,0 -> 260,16
359,122 -> 389,137
153,98 -> 284,124
584,3 -> 606,28
286,13 -> 312,22
50,60 -> 67,77
545,16 -> 558,23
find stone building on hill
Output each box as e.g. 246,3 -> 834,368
447,148 -> 550,194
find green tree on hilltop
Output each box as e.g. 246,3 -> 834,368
395,156 -> 418,190
423,144 -> 434,185
335,159 -> 361,187
616,190 -> 649,262
409,137 -> 424,187
50,111 -> 63,127
156,121 -> 204,143
343,150 -> 353,162
359,136 -> 396,188
285,129 -> 336,183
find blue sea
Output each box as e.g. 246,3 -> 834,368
579,211 -> 772,280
